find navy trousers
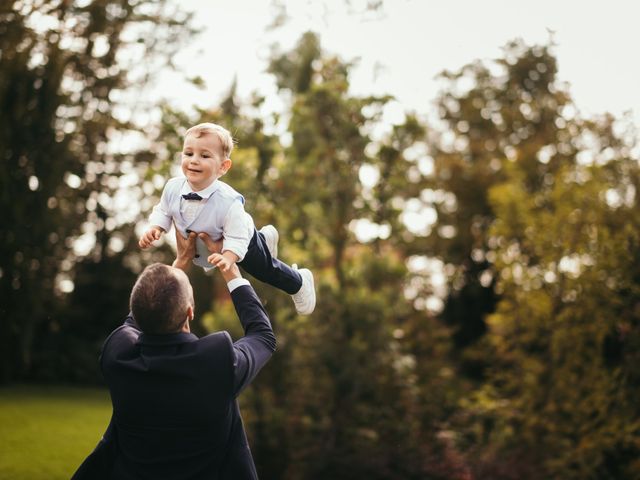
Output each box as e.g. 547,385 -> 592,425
239,229 -> 302,295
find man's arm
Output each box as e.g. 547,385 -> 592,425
220,264 -> 276,396
173,229 -> 275,395
173,228 -> 223,272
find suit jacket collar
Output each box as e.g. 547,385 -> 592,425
136,331 -> 198,346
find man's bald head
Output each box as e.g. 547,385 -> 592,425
130,263 -> 194,334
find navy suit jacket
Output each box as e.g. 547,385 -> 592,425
72,284 -> 276,480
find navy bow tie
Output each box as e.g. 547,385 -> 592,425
182,192 -> 203,201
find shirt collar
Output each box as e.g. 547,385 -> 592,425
180,179 -> 220,200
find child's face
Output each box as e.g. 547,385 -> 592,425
181,133 -> 231,191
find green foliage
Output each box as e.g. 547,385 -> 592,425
242,33 -> 463,480
469,156 -> 640,478
423,38 -> 640,478
146,31 -> 461,479
425,41 -> 575,363
3,4 -> 639,477
0,0 -> 191,382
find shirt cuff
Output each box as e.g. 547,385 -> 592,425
227,278 -> 250,292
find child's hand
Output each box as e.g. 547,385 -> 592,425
139,227 -> 164,249
207,253 -> 234,272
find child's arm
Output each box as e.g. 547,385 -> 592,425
140,181 -> 174,249
139,226 -> 165,249
208,201 -> 253,270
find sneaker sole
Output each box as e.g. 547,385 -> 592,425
296,268 -> 316,315
261,225 -> 279,259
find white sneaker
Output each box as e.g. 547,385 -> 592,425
260,224 -> 279,259
291,264 -> 316,315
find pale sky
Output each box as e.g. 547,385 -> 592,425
154,0 -> 640,126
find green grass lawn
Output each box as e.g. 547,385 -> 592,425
0,385 -> 112,480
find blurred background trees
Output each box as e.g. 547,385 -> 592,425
0,0 -> 191,382
1,1 -> 639,479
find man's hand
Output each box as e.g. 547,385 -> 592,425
198,233 -> 241,281
172,229 -> 197,271
197,232 -> 223,255
139,226 -> 165,249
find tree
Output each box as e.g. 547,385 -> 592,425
422,40 -> 578,378
465,120 -> 640,479
230,32 -> 464,479
424,39 -> 640,478
0,0 -> 191,382
143,31 -> 468,480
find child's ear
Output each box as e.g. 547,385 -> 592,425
221,158 -> 232,175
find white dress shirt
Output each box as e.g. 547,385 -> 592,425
149,178 -> 255,265
177,181 -> 254,261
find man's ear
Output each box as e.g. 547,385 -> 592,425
179,305 -> 194,333
220,158 -> 232,175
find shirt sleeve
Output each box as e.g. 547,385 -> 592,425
148,184 -> 173,232
227,278 -> 251,292
221,200 -> 254,262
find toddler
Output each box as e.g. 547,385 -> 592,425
139,122 -> 315,314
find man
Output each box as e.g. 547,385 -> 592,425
72,230 -> 276,479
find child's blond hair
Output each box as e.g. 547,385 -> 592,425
185,123 -> 234,159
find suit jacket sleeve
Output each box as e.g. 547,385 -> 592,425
229,284 -> 276,396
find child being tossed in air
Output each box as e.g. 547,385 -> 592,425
139,122 -> 315,315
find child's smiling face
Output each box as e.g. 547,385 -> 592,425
181,132 -> 231,191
